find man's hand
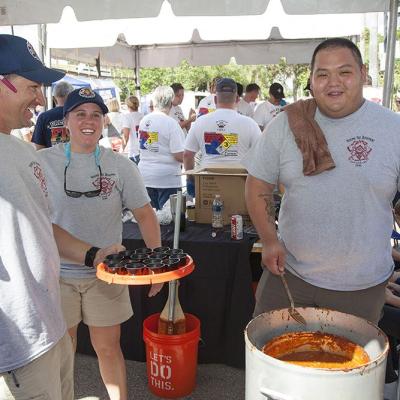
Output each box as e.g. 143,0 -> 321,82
189,108 -> 196,122
387,281 -> 400,295
93,243 -> 125,267
261,241 -> 286,275
148,283 -> 164,297
385,287 -> 400,307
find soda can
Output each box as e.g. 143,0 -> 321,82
231,215 -> 243,240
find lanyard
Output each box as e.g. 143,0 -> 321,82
64,143 -> 100,167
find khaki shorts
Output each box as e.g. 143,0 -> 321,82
60,276 -> 133,328
0,333 -> 74,400
254,269 -> 387,324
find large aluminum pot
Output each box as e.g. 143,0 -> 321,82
245,308 -> 388,400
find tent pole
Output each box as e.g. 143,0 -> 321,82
135,46 -> 141,99
37,23 -> 53,110
382,0 -> 398,109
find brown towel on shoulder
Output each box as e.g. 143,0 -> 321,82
284,98 -> 335,176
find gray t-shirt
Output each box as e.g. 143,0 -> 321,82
243,100 -> 400,290
0,134 -> 65,373
39,144 -> 150,278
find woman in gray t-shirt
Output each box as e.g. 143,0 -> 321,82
39,88 -> 161,400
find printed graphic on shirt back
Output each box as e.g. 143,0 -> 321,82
346,135 -> 374,166
204,132 -> 238,156
50,126 -> 69,146
139,130 -> 159,152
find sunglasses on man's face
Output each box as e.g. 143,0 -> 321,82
64,164 -> 103,198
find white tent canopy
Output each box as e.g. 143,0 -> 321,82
0,0 -> 396,105
0,0 -> 389,26
46,0 -> 366,68
51,35 -> 327,68
46,1 -> 366,48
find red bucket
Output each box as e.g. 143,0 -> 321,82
143,313 -> 200,398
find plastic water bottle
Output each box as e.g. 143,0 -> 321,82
211,194 -> 223,236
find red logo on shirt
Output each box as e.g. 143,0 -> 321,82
31,162 -> 48,196
347,139 -> 372,165
95,175 -> 115,199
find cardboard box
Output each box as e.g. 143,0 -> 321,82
186,164 -> 248,225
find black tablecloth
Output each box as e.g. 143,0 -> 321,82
77,221 -> 256,368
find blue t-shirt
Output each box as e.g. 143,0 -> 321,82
31,106 -> 68,148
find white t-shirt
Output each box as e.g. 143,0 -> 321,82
185,108 -> 261,167
138,111 -> 185,188
243,100 -> 400,291
169,104 -> 187,134
122,111 -> 143,157
237,97 -> 254,118
107,111 -> 124,136
197,94 -> 216,117
253,100 -> 282,129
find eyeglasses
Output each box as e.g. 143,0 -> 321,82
64,164 -> 103,198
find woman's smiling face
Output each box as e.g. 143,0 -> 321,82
65,102 -> 104,153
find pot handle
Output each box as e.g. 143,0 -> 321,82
260,387 -> 296,400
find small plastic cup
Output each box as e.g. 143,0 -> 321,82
148,253 -> 165,260
130,253 -> 148,262
178,253 -> 188,266
118,250 -> 136,260
170,248 -> 184,256
135,247 -> 153,255
145,258 -> 163,265
105,253 -> 123,263
163,259 -> 179,271
126,262 -> 148,276
148,263 -> 166,274
153,246 -> 170,253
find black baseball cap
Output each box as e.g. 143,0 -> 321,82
269,82 -> 285,99
216,78 -> 237,94
63,88 -> 109,117
0,34 -> 65,85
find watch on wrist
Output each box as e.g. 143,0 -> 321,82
85,246 -> 100,269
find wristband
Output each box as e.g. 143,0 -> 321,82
85,246 -> 100,269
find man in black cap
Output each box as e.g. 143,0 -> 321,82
184,77 -> 260,171
253,82 -> 287,131
0,34 -> 122,400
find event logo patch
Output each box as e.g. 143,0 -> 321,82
30,161 -> 48,196
216,120 -> 228,129
346,135 -> 374,166
26,41 -> 40,62
79,88 -> 95,98
204,132 -> 238,156
95,175 -> 115,199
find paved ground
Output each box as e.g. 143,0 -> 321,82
75,353 -> 245,400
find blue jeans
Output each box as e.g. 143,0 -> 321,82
186,175 -> 195,198
146,187 -> 180,210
